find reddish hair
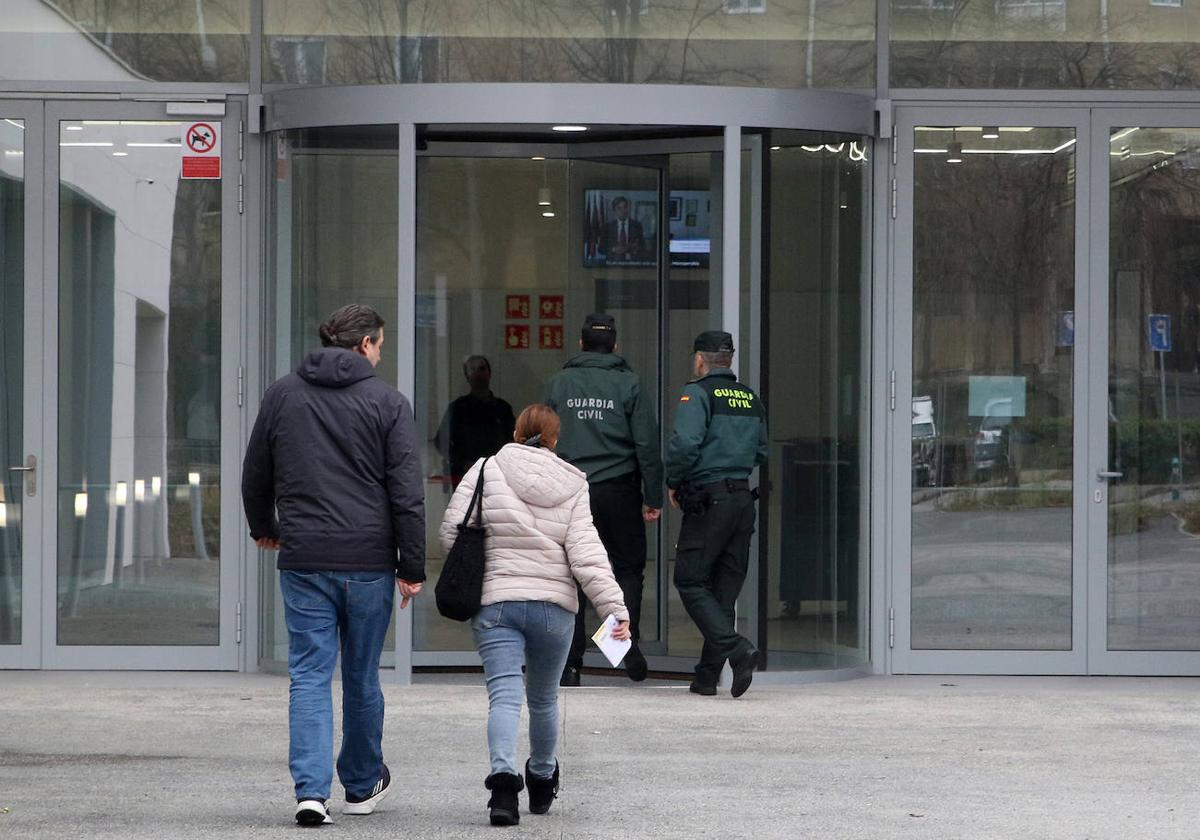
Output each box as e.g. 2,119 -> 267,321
514,404 -> 560,450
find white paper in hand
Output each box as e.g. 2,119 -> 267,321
591,615 -> 632,667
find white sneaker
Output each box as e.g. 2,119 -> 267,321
343,765 -> 392,816
295,799 -> 333,827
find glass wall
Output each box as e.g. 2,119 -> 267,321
0,119 -> 23,647
909,125 -> 1076,650
892,0 -> 1200,89
755,130 -> 870,669
261,124 -> 400,665
1108,126 -> 1200,651
264,0 -> 875,88
1,1 -> 249,83
57,119 -> 223,646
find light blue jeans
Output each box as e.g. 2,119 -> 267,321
280,570 -> 394,802
472,600 -> 574,777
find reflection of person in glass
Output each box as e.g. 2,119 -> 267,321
603,196 -> 645,261
435,356 -> 516,486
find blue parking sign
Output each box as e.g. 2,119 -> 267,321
1148,314 -> 1172,352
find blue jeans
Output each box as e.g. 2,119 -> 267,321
472,601 -> 574,778
281,570 -> 394,802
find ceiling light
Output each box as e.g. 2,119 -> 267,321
60,142 -> 114,147
531,155 -> 546,160
112,151 -> 129,157
982,126 -> 1000,139
65,125 -> 84,132
552,125 -> 587,132
946,141 -> 964,164
770,145 -> 781,151
541,211 -> 556,218
538,187 -> 552,206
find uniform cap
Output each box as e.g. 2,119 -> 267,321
693,330 -> 735,353
583,313 -> 615,333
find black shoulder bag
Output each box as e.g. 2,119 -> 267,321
435,458 -> 489,622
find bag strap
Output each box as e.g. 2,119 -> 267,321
461,457 -> 489,528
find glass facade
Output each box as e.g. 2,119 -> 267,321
0,119 -> 23,647
264,0 -> 876,88
891,0 -> 1200,89
56,119 -> 224,646
1,1 -> 250,83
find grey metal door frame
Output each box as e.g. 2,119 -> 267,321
37,99 -> 244,670
1087,107 -> 1200,676
0,101 -> 46,669
889,105 -> 1093,675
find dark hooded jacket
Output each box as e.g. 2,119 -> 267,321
241,348 -> 426,580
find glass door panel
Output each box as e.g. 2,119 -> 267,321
45,103 -> 240,668
0,109 -> 39,668
1101,122 -> 1200,667
893,111 -> 1089,673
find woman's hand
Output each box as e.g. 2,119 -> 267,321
611,619 -> 632,641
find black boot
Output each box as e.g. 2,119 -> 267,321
484,772 -> 524,826
525,759 -> 560,815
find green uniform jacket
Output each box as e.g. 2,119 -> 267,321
544,352 -> 664,508
665,368 -> 768,489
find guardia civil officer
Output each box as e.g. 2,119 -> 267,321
666,331 -> 767,698
545,314 -> 664,686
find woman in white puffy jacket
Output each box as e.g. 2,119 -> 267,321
439,404 -> 630,827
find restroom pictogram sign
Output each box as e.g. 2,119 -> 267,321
181,121 -> 221,180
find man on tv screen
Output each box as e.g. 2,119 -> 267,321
603,196 -> 646,262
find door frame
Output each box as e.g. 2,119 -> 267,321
34,99 -> 244,670
1087,107 -> 1200,676
0,101 -> 46,669
889,105 -> 1093,675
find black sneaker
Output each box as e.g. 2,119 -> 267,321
689,681 -> 717,696
624,645 -> 648,682
295,799 -> 332,827
730,647 -> 760,698
344,765 -> 392,815
559,666 -> 581,687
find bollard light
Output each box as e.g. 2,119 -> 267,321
74,492 -> 88,519
134,479 -> 146,502
115,481 -> 128,507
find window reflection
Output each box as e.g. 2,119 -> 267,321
0,120 -> 23,647
57,120 -> 223,646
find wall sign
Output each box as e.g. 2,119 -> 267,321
181,121 -> 221,180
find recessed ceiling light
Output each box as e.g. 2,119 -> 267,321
946,142 -> 964,164
65,125 -> 84,132
542,211 -> 556,218
552,125 -> 587,133
531,155 -> 546,160
112,151 -> 129,157
981,126 -> 1000,140
770,145 -> 781,151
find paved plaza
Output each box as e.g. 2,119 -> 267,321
0,671 -> 1196,839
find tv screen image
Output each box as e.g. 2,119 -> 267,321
582,189 -> 658,268
668,189 -> 710,269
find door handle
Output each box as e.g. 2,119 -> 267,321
1097,470 -> 1123,481
8,454 -> 36,497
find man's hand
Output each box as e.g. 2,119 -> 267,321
612,620 -> 632,642
668,489 -> 680,509
396,579 -> 423,609
642,506 -> 662,522
255,537 -> 281,551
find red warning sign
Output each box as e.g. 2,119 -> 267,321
505,324 -> 530,350
539,325 -> 564,350
181,121 -> 221,180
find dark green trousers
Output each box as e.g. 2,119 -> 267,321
672,488 -> 756,685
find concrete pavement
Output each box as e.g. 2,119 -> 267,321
0,671 -> 1197,839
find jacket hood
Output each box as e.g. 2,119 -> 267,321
492,443 -> 587,508
564,352 -> 630,372
297,348 -> 377,388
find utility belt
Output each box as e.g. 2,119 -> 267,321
676,478 -> 756,516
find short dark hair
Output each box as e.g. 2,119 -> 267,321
582,330 -> 615,353
611,196 -> 629,210
699,350 -> 734,369
463,355 -> 491,377
318,304 -> 385,350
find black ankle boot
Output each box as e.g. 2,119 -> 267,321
484,772 -> 524,826
524,759 -> 560,815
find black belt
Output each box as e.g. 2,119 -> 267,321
693,478 -> 750,494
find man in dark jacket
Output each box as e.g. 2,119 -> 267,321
433,355 -> 515,487
545,314 -> 663,685
666,331 -> 767,699
242,304 -> 425,827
